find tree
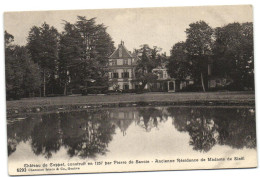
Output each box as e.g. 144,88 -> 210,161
5,52 -> 24,99
27,22 -> 59,96
58,22 -> 83,95
58,16 -> 115,93
14,46 -> 41,97
213,22 -> 254,90
167,42 -> 191,80
4,31 -> 14,49
4,31 -> 21,99
134,44 -> 163,90
5,31 -> 41,99
185,21 -> 214,92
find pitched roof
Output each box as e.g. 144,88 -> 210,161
109,42 -> 133,59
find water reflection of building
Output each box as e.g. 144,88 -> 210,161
109,108 -> 138,136
136,107 -> 169,132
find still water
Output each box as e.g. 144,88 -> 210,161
7,106 -> 256,164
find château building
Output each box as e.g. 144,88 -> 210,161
108,41 -> 139,91
107,41 -> 194,92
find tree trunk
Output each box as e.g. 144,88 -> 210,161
201,72 -> 206,92
43,69 -> 46,97
64,82 -> 67,95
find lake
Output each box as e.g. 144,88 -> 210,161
7,106 -> 257,172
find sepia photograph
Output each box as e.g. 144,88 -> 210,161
3,4 -> 257,176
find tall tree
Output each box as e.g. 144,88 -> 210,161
27,22 -> 59,96
167,42 -> 191,80
58,16 -> 115,93
213,22 -> 254,89
5,31 -> 23,99
58,22 -> 83,95
185,21 -> 214,92
5,31 -> 41,99
13,46 -> 41,97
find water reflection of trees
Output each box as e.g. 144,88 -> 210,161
214,109 -> 256,149
7,106 -> 256,158
7,110 -> 116,159
31,114 -> 62,159
136,107 -> 168,132
168,108 -> 218,152
7,115 -> 41,156
168,107 -> 256,152
60,111 -> 116,159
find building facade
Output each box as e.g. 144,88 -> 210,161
108,41 -> 139,91
108,41 -> 194,92
151,67 -> 194,92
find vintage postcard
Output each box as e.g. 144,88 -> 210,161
4,5 -> 256,175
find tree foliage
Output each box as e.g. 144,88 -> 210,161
5,31 -> 41,99
134,44 -> 164,90
58,16 -> 115,93
213,22 -> 254,89
185,21 -> 214,91
27,23 -> 60,96
167,42 -> 191,80
58,22 -> 83,94
167,21 -> 254,91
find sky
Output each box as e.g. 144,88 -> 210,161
4,5 -> 253,55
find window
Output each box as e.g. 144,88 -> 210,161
124,112 -> 129,118
122,72 -> 129,78
113,72 -> 119,78
159,72 -> 163,79
156,71 -> 163,79
110,60 -> 117,66
123,84 -> 129,90
123,59 -> 128,65
163,71 -> 167,78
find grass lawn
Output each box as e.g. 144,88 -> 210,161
6,91 -> 255,110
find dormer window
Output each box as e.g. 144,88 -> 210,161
119,47 -> 122,58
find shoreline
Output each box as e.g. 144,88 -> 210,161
6,92 -> 255,116
6,95 -> 255,116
